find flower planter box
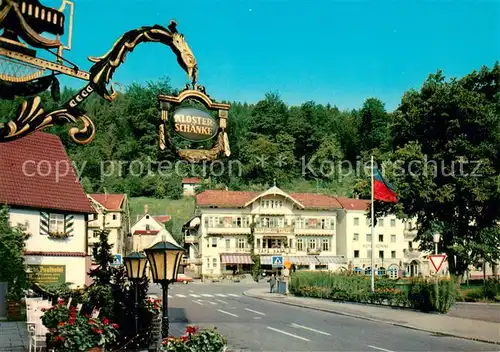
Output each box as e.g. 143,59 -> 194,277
7,301 -> 22,320
86,348 -> 104,352
86,347 -> 104,352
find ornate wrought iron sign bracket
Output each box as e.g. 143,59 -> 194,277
0,0 -> 230,162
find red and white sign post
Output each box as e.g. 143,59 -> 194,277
429,254 -> 447,274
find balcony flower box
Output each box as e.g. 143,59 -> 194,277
48,231 -> 70,240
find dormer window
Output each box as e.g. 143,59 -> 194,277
146,224 -> 150,231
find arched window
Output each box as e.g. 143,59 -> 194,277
388,266 -> 398,279
378,267 -> 386,276
364,267 -> 371,276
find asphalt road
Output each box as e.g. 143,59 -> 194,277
149,282 -> 498,352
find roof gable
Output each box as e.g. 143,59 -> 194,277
0,132 -> 95,214
88,194 -> 126,211
244,186 -> 305,209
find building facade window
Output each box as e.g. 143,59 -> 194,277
391,250 -> 396,258
366,218 -> 370,226
145,224 -> 150,231
408,241 -> 413,249
353,233 -> 359,241
378,219 -> 384,227
212,258 -> 217,267
308,238 -> 317,250
211,237 -> 217,247
297,238 -> 303,251
295,218 -> 305,229
354,250 -> 359,258
206,258 -> 210,268
390,219 -> 396,227
112,214 -> 117,220
237,238 -> 245,249
391,234 -> 396,243
49,213 -> 65,233
379,234 -> 384,242
321,238 -> 329,251
379,250 -> 384,259
366,234 -> 371,242
354,217 -> 359,226
225,239 -> 230,248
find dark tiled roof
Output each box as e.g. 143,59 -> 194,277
0,132 -> 95,214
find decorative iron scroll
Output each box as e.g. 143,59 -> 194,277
0,17 -> 200,145
159,89 -> 231,163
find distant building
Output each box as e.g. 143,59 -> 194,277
0,132 -> 95,288
182,177 -> 201,196
130,205 -> 179,280
183,186 -> 444,279
87,194 -> 130,260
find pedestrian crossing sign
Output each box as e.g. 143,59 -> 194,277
272,256 -> 283,268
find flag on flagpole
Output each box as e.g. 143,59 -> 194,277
373,167 -> 397,203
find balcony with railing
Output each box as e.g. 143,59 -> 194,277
403,248 -> 421,260
254,226 -> 293,235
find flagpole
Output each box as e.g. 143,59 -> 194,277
371,155 -> 375,293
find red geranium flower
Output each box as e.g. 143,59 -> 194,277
102,317 -> 109,325
111,323 -> 119,329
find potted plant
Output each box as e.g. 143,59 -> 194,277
42,300 -> 119,351
6,287 -> 23,320
161,325 -> 227,352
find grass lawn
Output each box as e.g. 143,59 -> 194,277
129,196 -> 196,243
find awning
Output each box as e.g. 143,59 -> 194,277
287,256 -> 320,265
220,254 -> 254,264
315,256 -> 346,265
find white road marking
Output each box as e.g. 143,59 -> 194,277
253,317 -> 261,319
207,301 -> 217,305
266,327 -> 310,341
216,299 -> 228,304
201,294 -> 214,297
244,308 -> 266,316
168,295 -> 172,298
227,294 -> 239,297
215,294 -> 227,297
176,294 -> 186,298
368,345 -> 395,352
290,323 -> 331,336
189,294 -> 200,298
189,290 -> 194,293
218,309 -> 238,317
193,301 -> 203,306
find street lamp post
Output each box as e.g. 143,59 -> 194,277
433,233 -> 440,256
123,251 -> 149,341
144,240 -> 185,339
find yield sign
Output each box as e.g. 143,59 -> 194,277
429,254 -> 447,272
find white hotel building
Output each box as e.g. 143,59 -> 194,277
183,187 -> 437,278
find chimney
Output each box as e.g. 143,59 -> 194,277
144,204 -> 148,214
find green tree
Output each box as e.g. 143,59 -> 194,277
375,64 -> 500,276
359,98 -> 390,153
0,206 -> 29,300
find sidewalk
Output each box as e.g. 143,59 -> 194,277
243,288 -> 500,345
0,321 -> 28,352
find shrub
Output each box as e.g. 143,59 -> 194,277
289,271 -> 456,313
407,277 -> 456,313
482,278 -> 500,300
161,325 -> 226,352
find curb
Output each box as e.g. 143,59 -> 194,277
455,301 -> 500,307
242,291 -> 500,346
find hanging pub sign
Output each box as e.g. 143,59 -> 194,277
158,88 -> 231,163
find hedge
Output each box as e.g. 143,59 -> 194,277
289,271 -> 457,313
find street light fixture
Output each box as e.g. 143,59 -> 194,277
123,251 -> 149,340
144,240 -> 185,339
433,233 -> 441,255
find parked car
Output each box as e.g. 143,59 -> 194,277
176,273 -> 193,284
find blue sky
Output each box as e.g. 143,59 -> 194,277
49,0 -> 499,111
